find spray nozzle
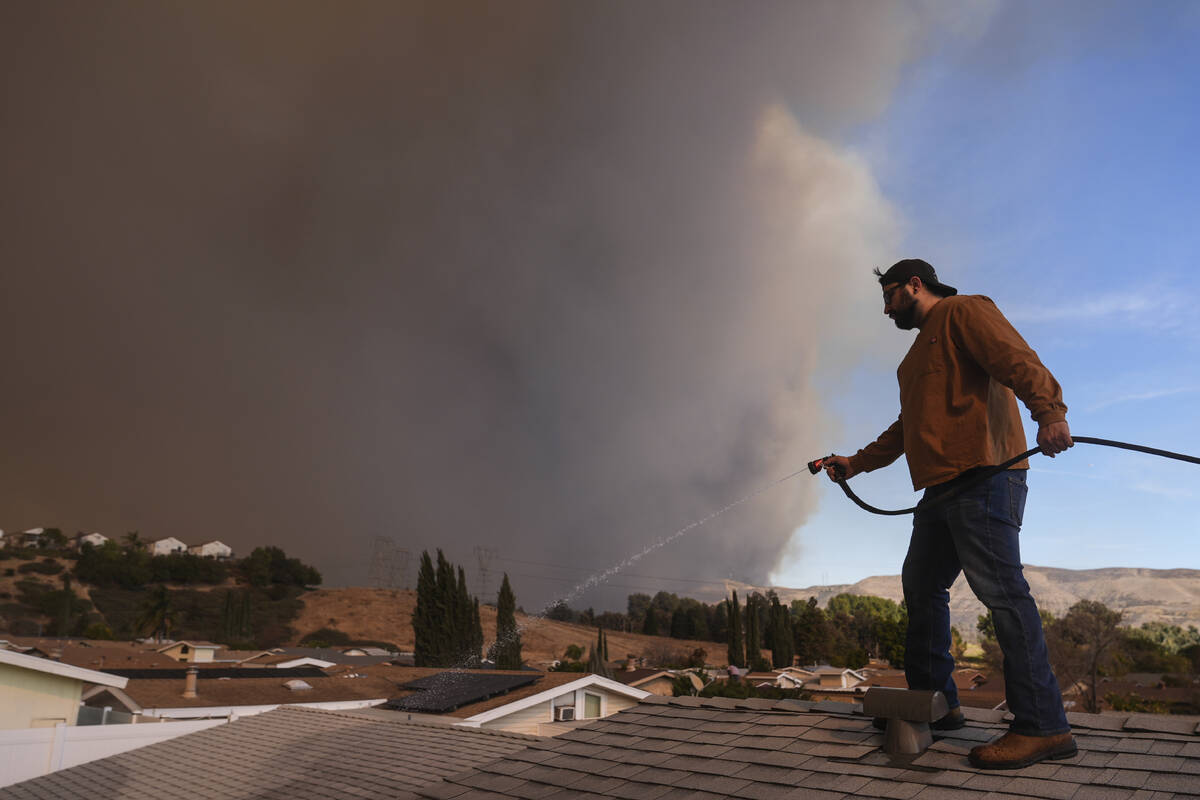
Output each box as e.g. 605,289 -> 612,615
807,454 -> 844,477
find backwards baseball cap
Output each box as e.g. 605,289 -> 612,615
878,258 -> 957,297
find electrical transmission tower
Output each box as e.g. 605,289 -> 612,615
368,538 -> 411,589
474,546 -> 496,602
368,537 -> 394,588
393,547 -> 410,589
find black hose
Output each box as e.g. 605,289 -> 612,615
831,436 -> 1200,516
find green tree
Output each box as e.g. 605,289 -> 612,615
41,528 -> 67,550
587,627 -> 613,678
412,551 -> 438,667
492,573 -> 522,669
727,591 -> 745,668
1044,600 -> 1124,713
642,606 -> 659,636
137,584 -> 177,642
792,597 -> 829,666
768,593 -> 794,668
627,593 -> 652,632
950,626 -> 966,661
745,593 -> 765,670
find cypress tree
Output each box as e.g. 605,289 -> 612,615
470,597 -> 484,665
587,626 -> 613,678
413,551 -> 437,666
493,573 -> 522,669
455,566 -> 474,663
727,591 -> 745,668
745,594 -> 762,669
769,593 -> 794,668
433,550 -> 456,665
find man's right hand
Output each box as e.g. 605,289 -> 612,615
823,456 -> 857,482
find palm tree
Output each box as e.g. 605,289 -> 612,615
137,584 -> 176,642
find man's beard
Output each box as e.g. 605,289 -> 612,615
891,304 -> 918,330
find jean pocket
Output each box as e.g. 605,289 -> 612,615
1007,475 -> 1028,526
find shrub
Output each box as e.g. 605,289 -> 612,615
299,627 -> 352,648
18,560 -> 64,575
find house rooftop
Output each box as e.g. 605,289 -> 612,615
401,694 -> 1200,799
0,706 -> 547,799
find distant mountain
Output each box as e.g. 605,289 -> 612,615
734,566 -> 1200,642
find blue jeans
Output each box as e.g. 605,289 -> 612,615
902,469 -> 1069,737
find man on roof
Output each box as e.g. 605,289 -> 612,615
822,259 -> 1075,770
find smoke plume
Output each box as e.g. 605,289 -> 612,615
1,2 -> 939,609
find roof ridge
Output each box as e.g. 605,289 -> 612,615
272,705 -> 546,740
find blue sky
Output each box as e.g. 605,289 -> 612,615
774,2 -> 1200,589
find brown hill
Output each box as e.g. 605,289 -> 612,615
292,587 -> 731,667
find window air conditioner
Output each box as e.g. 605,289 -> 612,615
555,707 -> 576,722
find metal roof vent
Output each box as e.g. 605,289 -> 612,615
863,687 -> 949,755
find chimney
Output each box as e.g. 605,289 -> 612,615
183,667 -> 198,699
625,655 -> 636,671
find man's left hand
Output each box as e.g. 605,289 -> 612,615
1037,420 -> 1073,457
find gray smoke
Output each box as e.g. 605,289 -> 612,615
1,2 -> 954,609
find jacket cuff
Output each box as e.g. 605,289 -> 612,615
1035,411 -> 1067,426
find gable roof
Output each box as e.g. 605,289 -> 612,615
0,648 -> 128,689
458,674 -> 651,727
155,640 -> 219,652
0,706 -> 547,799
404,694 -> 1200,799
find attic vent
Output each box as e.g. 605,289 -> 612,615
284,680 -> 313,691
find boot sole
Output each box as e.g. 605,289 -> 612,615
968,741 -> 1078,770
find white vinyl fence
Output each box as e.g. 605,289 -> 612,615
0,717 -> 227,788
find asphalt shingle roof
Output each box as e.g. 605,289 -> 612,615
0,706 -> 547,800
404,695 -> 1200,800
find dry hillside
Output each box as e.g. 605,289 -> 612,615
292,587 -> 730,667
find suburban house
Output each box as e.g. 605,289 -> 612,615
148,537 -> 187,556
814,665 -> 869,689
0,648 -> 128,729
155,641 -> 220,663
80,668 -> 397,720
231,646 -> 397,669
448,673 -> 649,735
613,668 -> 705,696
186,540 -> 232,559
19,528 -> 44,548
73,532 -> 108,549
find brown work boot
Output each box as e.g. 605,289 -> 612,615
968,731 -> 1077,769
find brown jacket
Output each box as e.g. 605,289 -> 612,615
848,295 -> 1066,490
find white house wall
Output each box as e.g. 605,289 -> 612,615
0,664 -> 82,730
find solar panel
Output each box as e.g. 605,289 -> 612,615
386,671 -> 539,713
